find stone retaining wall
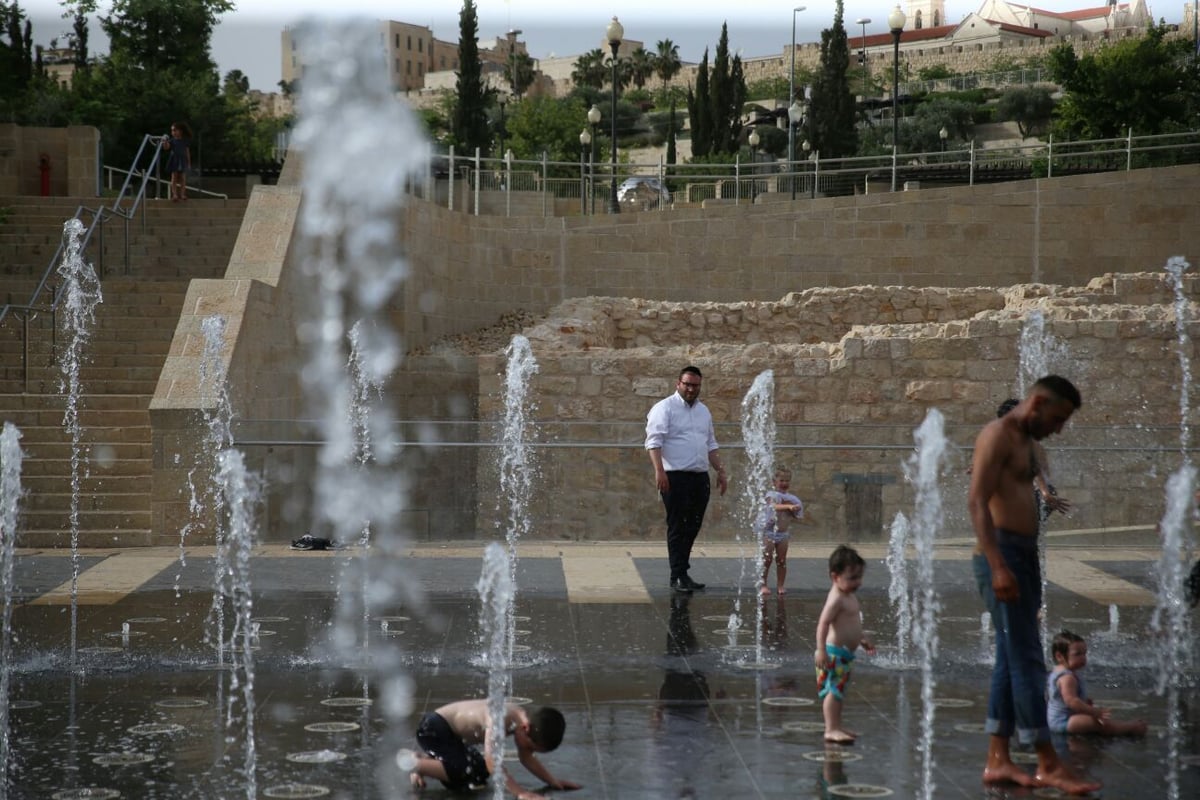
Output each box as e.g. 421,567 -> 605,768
473,272 -> 1198,543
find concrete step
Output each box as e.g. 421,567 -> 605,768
21,440 -> 153,461
18,457 -> 152,478
19,476 -> 152,499
18,506 -> 152,532
0,393 -> 154,411
21,491 -> 152,513
16,528 -> 155,548
0,407 -> 150,430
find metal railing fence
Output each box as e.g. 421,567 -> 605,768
407,128 -> 1200,217
0,134 -> 183,392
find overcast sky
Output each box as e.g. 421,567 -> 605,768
22,0 -> 1183,92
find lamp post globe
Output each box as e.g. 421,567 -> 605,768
606,16 -> 623,214
788,100 -> 804,200
580,128 -> 591,214
888,5 -> 906,191
748,129 -> 761,203
939,125 -> 948,157
587,104 -> 601,215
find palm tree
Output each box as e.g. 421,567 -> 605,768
571,48 -> 607,90
629,47 -> 655,90
654,39 -> 682,92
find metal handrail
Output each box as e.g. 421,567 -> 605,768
0,133 -> 174,391
103,164 -> 228,201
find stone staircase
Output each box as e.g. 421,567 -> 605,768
0,195 -> 248,547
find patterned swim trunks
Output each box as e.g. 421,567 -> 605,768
815,643 -> 855,700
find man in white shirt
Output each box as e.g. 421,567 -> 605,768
645,366 -> 728,594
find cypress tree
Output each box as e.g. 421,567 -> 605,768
709,24 -> 733,154
730,53 -> 746,152
687,48 -> 711,158
808,0 -> 858,158
452,0 -> 491,155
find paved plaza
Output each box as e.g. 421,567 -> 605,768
5,536 -> 1196,799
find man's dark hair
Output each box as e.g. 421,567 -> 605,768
1050,629 -> 1084,661
680,366 -> 702,380
996,398 -> 1019,418
828,544 -> 865,575
1034,375 -> 1082,409
528,706 -> 566,751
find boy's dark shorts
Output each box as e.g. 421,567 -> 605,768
416,711 -> 490,790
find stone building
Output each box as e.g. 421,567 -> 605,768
283,22 -> 524,96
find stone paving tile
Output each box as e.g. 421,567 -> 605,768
3,546 -> 1195,799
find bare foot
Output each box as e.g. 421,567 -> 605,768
759,585 -> 770,596
777,587 -> 787,595
982,762 -> 1037,788
1033,765 -> 1101,796
824,730 -> 855,744
410,772 -> 425,791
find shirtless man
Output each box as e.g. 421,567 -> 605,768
968,375 -> 1100,795
410,699 -> 581,799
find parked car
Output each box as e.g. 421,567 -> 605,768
617,176 -> 671,210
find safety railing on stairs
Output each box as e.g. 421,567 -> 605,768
0,133 -> 178,393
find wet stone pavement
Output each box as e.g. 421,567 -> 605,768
4,544 -> 1197,800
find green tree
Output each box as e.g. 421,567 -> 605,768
654,39 -> 681,92
807,0 -> 857,158
504,50 -> 536,96
77,0 -> 232,74
57,1 -> 232,166
451,0 -> 490,155
1048,26 -> 1200,140
687,48 -> 711,157
708,23 -> 739,154
0,1 -> 34,105
917,64 -> 956,81
665,97 -> 677,166
907,97 -> 975,153
223,69 -> 249,96
504,94 -> 586,165
70,9 -> 89,70
996,85 -> 1055,139
628,47 -> 655,90
571,48 -> 606,90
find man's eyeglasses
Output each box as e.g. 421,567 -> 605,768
679,381 -> 701,388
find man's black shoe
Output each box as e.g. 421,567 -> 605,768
681,575 -> 706,591
670,578 -> 693,594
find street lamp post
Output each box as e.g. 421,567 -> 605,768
939,125 -> 948,161
748,128 -> 760,203
587,104 -> 601,215
606,16 -> 623,215
888,5 -> 906,192
855,17 -> 871,98
504,148 -> 513,216
508,28 -> 523,95
788,100 -> 803,200
788,6 -> 806,194
579,128 -> 591,214
497,92 -> 508,160
802,139 -> 811,198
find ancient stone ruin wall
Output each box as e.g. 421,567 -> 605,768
474,272 -> 1198,543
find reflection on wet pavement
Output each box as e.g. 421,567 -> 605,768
5,545 -> 1195,799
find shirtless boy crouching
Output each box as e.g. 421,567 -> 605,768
410,699 -> 581,800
